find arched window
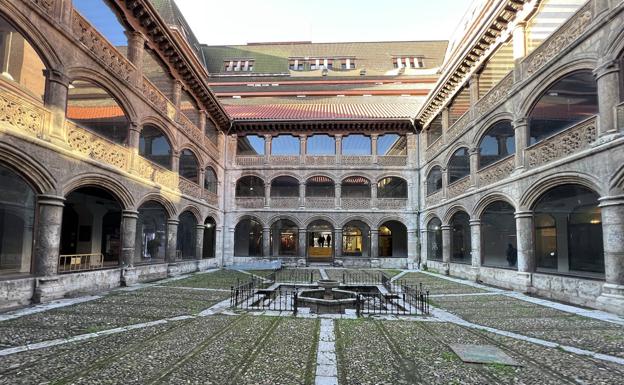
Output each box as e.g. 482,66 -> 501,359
204,167 -> 218,193
342,134 -> 371,155
307,135 -> 335,155
478,121 -> 515,169
481,201 -> 517,268
533,184 -> 604,275
203,217 -> 217,259
67,80 -> 129,144
342,176 -> 371,198
378,221 -> 407,257
135,201 -> 168,264
343,221 -> 370,257
177,211 -> 197,259
236,176 -> 264,197
528,70 -> 598,145
0,14 -> 46,100
179,149 -> 199,183
270,219 -> 298,256
450,211 -> 471,263
271,176 -> 299,197
378,134 -> 407,155
377,177 -> 407,199
306,176 -> 335,197
237,135 -> 265,156
234,218 -> 263,256
272,135 -> 300,155
307,220 -> 334,262
426,166 -> 443,195
448,148 -> 470,183
0,165 -> 36,275
139,125 -> 172,170
73,0 -> 129,53
426,217 -> 442,261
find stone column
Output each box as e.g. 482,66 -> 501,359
597,196 -> 624,314
166,219 -> 179,262
515,211 -> 534,291
441,168 -> 449,199
420,229 -> 429,267
594,59 -> 620,138
470,219 -> 481,281
371,182 -> 378,210
513,22 -> 526,61
513,118 -> 527,170
407,229 -> 418,267
33,195 -> 65,276
262,227 -> 270,257
264,182 -> 271,208
173,81 -> 182,116
299,181 -> 306,209
469,74 -> 479,114
214,226 -> 224,267
335,134 -> 342,165
441,225 -> 451,275
128,122 -> 141,151
198,167 -> 206,190
370,229 -> 379,259
334,229 -> 343,260
371,134 -> 378,164
264,134 -> 272,164
469,148 -> 478,188
335,182 -> 341,209
43,69 -> 70,143
195,224 -> 205,260
172,151 -> 180,174
299,134 -> 307,165
298,229 -> 307,260
126,31 -> 145,86
441,107 -> 450,142
121,210 -> 138,267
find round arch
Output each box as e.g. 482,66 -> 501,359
339,216 -> 374,229
0,143 -> 56,194
472,192 -> 517,219
62,173 -> 134,209
375,216 -> 407,229
139,116 -> 179,150
268,214 -> 302,228
135,193 -> 177,218
234,214 -> 266,228
269,172 -> 303,184
470,112 -> 516,147
178,205 -> 202,223
442,204 -> 471,225
519,172 -> 603,210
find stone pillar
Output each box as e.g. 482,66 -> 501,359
597,196 -> 624,314
335,182 -> 341,209
335,134 -> 342,165
370,229 -> 379,259
126,31 -> 145,86
299,134 -> 307,165
371,134 -> 378,164
407,229 -> 418,268
371,182 -> 378,210
594,59 -> 620,138
441,107 -> 450,142
470,219 -> 481,281
173,81 -> 182,115
441,168 -> 449,199
334,229 -> 343,260
299,181 -> 306,209
512,23 -> 526,61
214,226 -> 224,267
198,167 -> 206,190
43,69 -> 70,143
406,133 -> 417,167
420,229 -> 429,267
33,195 -> 65,276
121,210 -> 138,267
264,134 -> 272,164
515,211 -> 534,291
469,74 -> 479,109
128,122 -> 141,151
469,148 -> 478,188
195,224 -> 205,260
264,182 -> 271,208
298,229 -> 307,260
441,225 -> 451,275
262,227 -> 270,257
166,219 -> 179,262
513,118 -> 527,170
172,151 -> 180,174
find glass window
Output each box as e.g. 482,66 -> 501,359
378,134 -> 407,156
426,166 -> 443,195
450,211 -> 471,263
427,114 -> 443,145
270,219 -> 298,256
271,176 -> 299,197
306,176 -> 334,197
478,41 -> 514,98
179,149 -> 199,183
528,70 -> 598,145
204,168 -> 218,193
73,0 -> 128,53
377,177 -> 407,199
448,147 -> 470,184
0,15 -> 46,101
177,211 -> 197,259
237,135 -> 265,156
67,80 -> 129,144
236,176 -> 264,197
342,134 -> 371,155
136,201 -> 167,264
0,165 -> 35,275
481,201 -> 517,268
342,176 -> 371,198
272,135 -> 300,155
203,217 -> 217,259
234,218 -> 263,257
426,218 -> 442,261
307,135 -> 335,155
534,184 -> 604,275
342,221 -> 370,257
378,221 -> 407,257
139,125 -> 172,170
478,120 -> 515,169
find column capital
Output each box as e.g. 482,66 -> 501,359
441,225 -> 452,231
469,219 -> 481,226
514,210 -> 533,219
37,194 -> 65,207
196,224 -> 206,231
264,134 -> 272,140
593,59 -> 620,79
599,195 -> 624,207
513,118 -> 528,128
167,219 -> 180,225
122,210 -> 139,219
43,69 -> 70,86
124,30 -> 147,42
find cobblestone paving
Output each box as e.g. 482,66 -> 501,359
400,272 -> 487,294
162,269 -> 253,289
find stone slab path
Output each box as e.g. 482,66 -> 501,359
315,318 -> 338,385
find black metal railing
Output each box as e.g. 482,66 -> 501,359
274,269 -> 318,283
355,284 -> 429,316
230,287 -> 299,314
341,271 -> 390,285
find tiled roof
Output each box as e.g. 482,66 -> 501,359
66,106 -> 126,120
224,103 -> 420,121
148,0 -> 203,60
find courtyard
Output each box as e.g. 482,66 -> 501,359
1,268 -> 623,385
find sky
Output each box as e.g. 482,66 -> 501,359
175,0 -> 476,46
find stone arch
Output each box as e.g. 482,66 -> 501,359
339,216 -> 374,229
179,205 -> 202,223
422,211 -> 442,227
375,216 -> 408,229
178,145 -> 204,168
424,161 -> 445,176
304,215 -> 337,228
519,172 -> 603,210
234,214 -> 266,228
0,143 -> 56,194
471,112 -> 516,149
136,193 -> 177,218
268,214 -> 302,228
237,171 -> 266,181
443,143 -> 471,167
66,67 -> 138,123
62,173 -> 134,209
375,173 -> 408,184
269,173 -> 302,184
442,204 -> 471,224
518,59 -> 598,118
341,172 -> 373,183
139,116 -> 178,150
472,192 -> 517,219
304,172 -> 337,182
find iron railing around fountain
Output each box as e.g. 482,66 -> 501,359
341,271 -> 391,286
273,269 -> 318,284
355,283 -> 430,316
230,287 -> 299,314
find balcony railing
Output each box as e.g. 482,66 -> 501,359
377,156 -> 407,167
305,155 -> 335,166
424,190 -> 443,207
270,197 -> 299,209
447,176 -> 471,199
269,155 -> 299,165
58,253 -> 104,273
342,155 -> 372,166
305,197 -> 335,209
178,176 -> 203,200
341,198 -> 371,210
236,156 -> 264,166
236,197 -> 265,209
377,198 -> 407,210
476,155 -> 515,187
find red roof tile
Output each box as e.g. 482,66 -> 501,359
67,106 -> 126,120
224,103 -> 418,121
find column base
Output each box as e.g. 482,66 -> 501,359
515,272 -> 532,293
470,266 -> 480,282
33,276 -> 64,303
596,284 -> 624,316
442,262 -> 450,276
121,267 -> 139,287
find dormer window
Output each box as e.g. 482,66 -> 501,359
340,58 -> 355,70
223,59 -> 254,72
393,56 -> 425,69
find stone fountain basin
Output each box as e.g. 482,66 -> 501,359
297,288 -> 358,314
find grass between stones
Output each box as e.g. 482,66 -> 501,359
163,269 -> 253,289
399,272 -> 486,294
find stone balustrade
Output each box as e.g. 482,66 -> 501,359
305,155 -> 335,166
66,121 -> 131,171
447,176 -> 471,199
341,198 -> 371,210
425,190 -> 443,207
178,176 -> 203,199
377,198 -> 407,210
269,155 -> 300,165
377,156 -> 407,167
270,197 -> 299,209
0,89 -> 47,139
341,155 -> 372,166
476,156 -> 514,187
236,197 -> 265,209
305,197 -> 335,209
236,156 -> 264,166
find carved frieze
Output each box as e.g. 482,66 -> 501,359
377,198 -> 407,210
477,156 -> 514,186
378,156 -> 407,167
66,123 -> 129,170
178,177 -> 203,199
424,190 -> 443,208
0,91 -> 45,137
526,118 -> 597,168
236,197 -> 265,209
236,156 -> 264,166
475,72 -> 513,118
341,198 -> 371,210
447,176 -> 471,199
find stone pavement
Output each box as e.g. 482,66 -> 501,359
0,268 -> 623,384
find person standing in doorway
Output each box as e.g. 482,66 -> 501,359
326,234 -> 332,248
318,234 -> 325,247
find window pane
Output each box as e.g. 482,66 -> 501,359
271,176 -> 299,197
481,201 -> 517,268
427,167 -> 443,195
272,135 -> 300,155
478,120 -> 515,169
306,176 -> 334,197
307,135 -> 335,155
342,176 -> 371,198
342,134 -> 371,155
179,149 -> 198,183
427,218 -> 442,261
204,168 -> 218,193
237,135 -> 265,155
448,148 -> 470,183
139,125 -> 171,170
136,201 -> 167,263
377,177 -> 407,198
176,212 -> 197,259
236,176 -> 264,197
378,134 -> 407,155
73,0 -> 128,51
450,212 -> 471,263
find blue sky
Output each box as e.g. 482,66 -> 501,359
176,0 -> 475,45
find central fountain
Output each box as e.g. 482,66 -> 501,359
296,279 -> 360,314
